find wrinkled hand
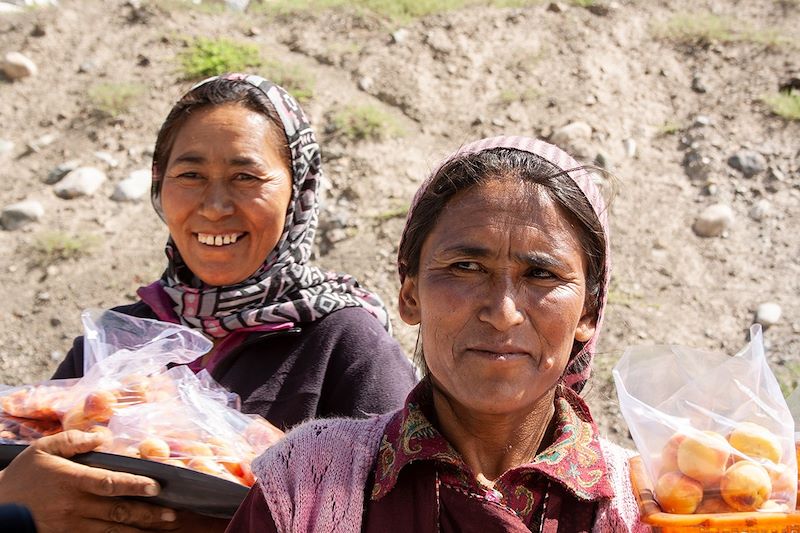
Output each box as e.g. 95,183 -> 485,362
0,430 -> 179,533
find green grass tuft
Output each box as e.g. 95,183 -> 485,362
255,0 -> 543,22
180,37 -> 263,79
763,90 -> 800,120
331,105 -> 403,142
87,82 -> 145,118
655,13 -> 790,46
31,231 -> 100,266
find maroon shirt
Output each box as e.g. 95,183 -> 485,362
227,381 -> 614,532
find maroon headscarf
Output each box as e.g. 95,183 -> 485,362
398,136 -> 611,393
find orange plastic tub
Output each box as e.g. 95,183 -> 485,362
630,455 -> 800,533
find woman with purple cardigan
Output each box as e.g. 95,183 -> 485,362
226,136 -> 650,532
0,74 -> 416,533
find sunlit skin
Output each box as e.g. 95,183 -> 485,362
399,178 -> 596,481
161,103 -> 292,287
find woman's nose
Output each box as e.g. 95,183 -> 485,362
197,180 -> 234,220
477,280 -> 525,331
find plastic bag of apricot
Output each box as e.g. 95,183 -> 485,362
0,310 -> 283,489
613,324 -> 797,516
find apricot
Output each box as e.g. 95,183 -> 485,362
655,471 -> 704,514
728,422 -> 782,464
695,496 -> 735,514
60,407 -> 93,431
660,433 -> 687,476
720,460 -> 772,511
760,499 -> 790,512
169,440 -> 213,459
767,462 -> 795,501
677,431 -> 730,486
83,390 -> 117,423
139,437 -> 171,460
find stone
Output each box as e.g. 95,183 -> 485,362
683,149 -> 712,181
728,150 -> 766,178
27,133 -> 56,153
78,61 -> 95,74
0,139 -> 13,157
54,166 -> 106,199
755,303 -> 782,328
426,28 -> 454,54
357,76 -> 373,92
1,199 -> 44,230
30,23 -> 45,37
693,115 -> 713,127
50,350 -> 64,361
1,51 -> 38,80
44,159 -> 80,184
691,74 -> 707,93
623,138 -> 636,158
594,151 -> 610,168
748,199 -> 771,221
111,168 -> 150,202
692,204 -> 734,237
391,28 -> 409,44
94,151 -> 119,167
550,121 -> 592,148
547,2 -> 566,12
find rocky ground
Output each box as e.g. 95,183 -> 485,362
0,0 -> 798,446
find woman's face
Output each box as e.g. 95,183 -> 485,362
160,103 -> 292,286
399,178 -> 596,416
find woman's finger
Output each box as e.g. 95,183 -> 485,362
31,430 -> 105,458
78,496 -> 178,530
72,462 -> 161,498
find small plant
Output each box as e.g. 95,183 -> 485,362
31,231 -> 99,266
374,205 -> 409,221
655,13 -> 789,46
571,0 -> 595,6
180,37 -> 263,79
763,90 -> 800,121
331,105 -> 402,142
658,120 -> 682,136
498,87 -> 540,104
256,0 -> 541,22
264,59 -> 315,103
88,82 -> 145,118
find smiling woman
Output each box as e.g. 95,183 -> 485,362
0,74 -> 416,533
226,136 -> 651,533
159,103 -> 293,287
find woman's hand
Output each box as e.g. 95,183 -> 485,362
0,430 -> 179,533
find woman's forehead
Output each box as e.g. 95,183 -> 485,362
432,180 -> 583,249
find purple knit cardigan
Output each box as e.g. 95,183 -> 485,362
252,415 -> 652,533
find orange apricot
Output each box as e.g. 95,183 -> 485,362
728,422 -> 782,464
677,431 -> 730,486
139,437 -> 171,460
720,460 -> 772,512
655,471 -> 704,514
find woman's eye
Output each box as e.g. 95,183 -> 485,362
527,268 -> 554,279
234,173 -> 260,182
176,172 -> 202,180
453,261 -> 481,272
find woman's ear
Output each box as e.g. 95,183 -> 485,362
575,308 -> 597,343
398,276 -> 421,326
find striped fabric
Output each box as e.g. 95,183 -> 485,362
400,136 -> 610,393
151,74 -> 390,338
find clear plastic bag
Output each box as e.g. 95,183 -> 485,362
1,310 -> 279,485
614,324 -> 797,514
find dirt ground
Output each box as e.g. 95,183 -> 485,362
0,0 -> 798,446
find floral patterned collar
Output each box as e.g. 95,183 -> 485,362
371,380 -> 615,506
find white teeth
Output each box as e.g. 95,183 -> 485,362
196,233 -> 242,246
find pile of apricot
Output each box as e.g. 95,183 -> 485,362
655,422 -> 796,514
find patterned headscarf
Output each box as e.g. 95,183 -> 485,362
399,136 -> 610,393
150,73 -> 390,338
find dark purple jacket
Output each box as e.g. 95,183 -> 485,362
52,302 -> 417,430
